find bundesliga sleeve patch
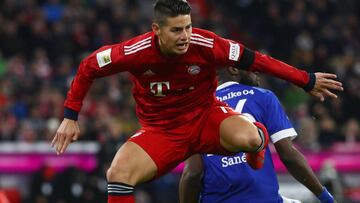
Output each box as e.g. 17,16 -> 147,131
96,48 -> 112,68
229,42 -> 240,61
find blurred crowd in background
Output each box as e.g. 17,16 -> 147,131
0,0 -> 359,202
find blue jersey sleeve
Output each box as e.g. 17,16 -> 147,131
263,91 -> 297,143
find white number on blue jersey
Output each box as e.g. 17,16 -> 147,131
235,99 -> 247,113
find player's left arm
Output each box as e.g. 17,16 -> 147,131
246,51 -> 343,102
275,138 -> 337,203
209,33 -> 343,101
179,154 -> 203,203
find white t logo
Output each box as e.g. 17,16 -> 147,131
150,82 -> 170,97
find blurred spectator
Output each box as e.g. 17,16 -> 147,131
342,118 -> 360,144
296,116 -> 321,152
28,165 -> 56,203
318,115 -> 343,148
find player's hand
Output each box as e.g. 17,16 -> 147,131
51,118 -> 80,155
309,73 -> 343,102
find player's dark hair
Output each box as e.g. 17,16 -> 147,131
153,0 -> 191,26
217,68 -> 259,87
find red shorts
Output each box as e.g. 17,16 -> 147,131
128,105 -> 239,177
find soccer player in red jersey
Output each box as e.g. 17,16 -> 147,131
51,1 -> 343,202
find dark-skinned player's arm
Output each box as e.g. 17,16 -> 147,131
179,154 -> 203,203
275,138 -> 337,203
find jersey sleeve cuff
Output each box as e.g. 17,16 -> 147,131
303,73 -> 316,91
271,128 -> 298,143
317,187 -> 334,203
64,107 -> 79,121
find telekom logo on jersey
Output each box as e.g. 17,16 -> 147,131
150,82 -> 170,97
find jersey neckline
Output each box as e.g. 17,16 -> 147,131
216,81 -> 239,91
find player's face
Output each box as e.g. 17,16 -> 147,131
153,15 -> 192,55
228,67 -> 260,86
241,71 -> 260,86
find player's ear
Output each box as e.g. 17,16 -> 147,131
152,23 -> 161,35
228,67 -> 239,75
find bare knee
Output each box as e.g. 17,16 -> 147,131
230,129 -> 261,152
106,165 -> 133,184
242,128 -> 262,151
106,141 -> 157,185
220,116 -> 261,152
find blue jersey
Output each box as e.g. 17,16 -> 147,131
200,82 -> 297,203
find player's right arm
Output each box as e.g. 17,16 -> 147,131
52,43 -> 130,154
64,44 -> 130,117
179,154 -> 203,203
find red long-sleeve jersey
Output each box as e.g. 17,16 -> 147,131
64,28 -> 311,129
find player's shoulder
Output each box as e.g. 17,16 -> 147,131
190,28 -> 216,49
251,86 -> 281,106
192,28 -> 217,38
122,32 -> 153,46
92,32 -> 153,56
87,32 -> 154,68
252,86 -> 278,99
252,86 -> 275,96
122,31 -> 154,56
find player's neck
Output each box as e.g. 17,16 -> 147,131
157,39 -> 170,56
156,37 -> 178,57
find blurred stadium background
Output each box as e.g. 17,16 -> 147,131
0,0 -> 359,202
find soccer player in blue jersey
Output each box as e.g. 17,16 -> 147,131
179,67 -> 337,203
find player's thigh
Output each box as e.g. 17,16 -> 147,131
219,113 -> 259,152
107,140 -> 157,185
128,128 -> 190,179
196,106 -> 240,155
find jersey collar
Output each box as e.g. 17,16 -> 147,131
216,81 -> 239,91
